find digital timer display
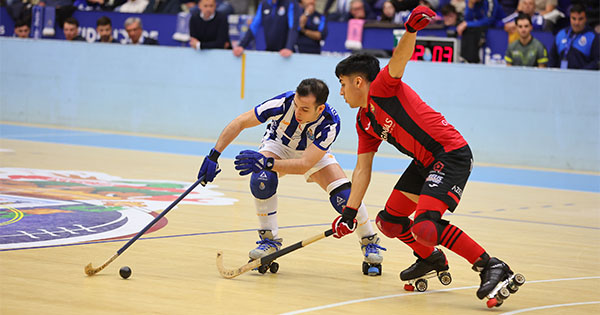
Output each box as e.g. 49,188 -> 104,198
393,31 -> 460,63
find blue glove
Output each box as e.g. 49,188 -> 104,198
234,150 -> 274,176
198,148 -> 221,186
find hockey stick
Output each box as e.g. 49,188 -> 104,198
216,228 -> 334,279
84,176 -> 205,276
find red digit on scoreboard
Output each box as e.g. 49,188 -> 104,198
411,45 -> 425,61
443,46 -> 453,63
432,46 -> 443,62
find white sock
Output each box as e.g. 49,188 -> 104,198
254,195 -> 278,238
355,202 -> 375,238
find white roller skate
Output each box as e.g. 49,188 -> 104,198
249,230 -> 282,274
360,234 -> 386,276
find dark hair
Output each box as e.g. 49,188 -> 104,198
296,78 -> 329,106
515,12 -> 532,25
15,19 -> 29,28
335,53 -> 380,82
64,17 -> 79,28
570,3 -> 586,14
441,4 -> 457,16
96,16 -> 112,27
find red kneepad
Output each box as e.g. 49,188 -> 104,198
411,220 -> 438,247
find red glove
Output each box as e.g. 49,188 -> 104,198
404,5 -> 436,33
332,206 -> 358,239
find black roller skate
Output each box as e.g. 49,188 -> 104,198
248,230 -> 282,274
360,234 -> 386,276
400,249 -> 452,292
474,257 -> 525,308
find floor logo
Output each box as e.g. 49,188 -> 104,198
0,168 -> 237,250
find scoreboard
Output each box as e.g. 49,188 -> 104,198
393,30 -> 460,63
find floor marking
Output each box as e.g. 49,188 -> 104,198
279,276 -> 600,315
499,301 -> 600,314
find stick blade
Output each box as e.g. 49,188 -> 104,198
84,263 -> 97,276
216,251 -> 258,279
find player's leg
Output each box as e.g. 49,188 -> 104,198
307,157 -> 384,275
248,149 -> 284,260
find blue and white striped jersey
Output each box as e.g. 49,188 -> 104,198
254,91 -> 341,151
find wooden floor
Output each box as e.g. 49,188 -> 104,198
1,135 -> 599,314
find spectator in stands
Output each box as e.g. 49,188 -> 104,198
441,3 -> 462,37
233,0 -> 299,58
74,0 -> 125,11
63,16 -> 85,41
504,13 -> 548,67
124,17 -> 159,45
534,0 -> 564,30
456,0 -> 503,63
143,0 -> 181,14
96,16 -> 119,43
324,0 -> 376,21
39,0 -> 76,30
115,0 -> 149,13
189,0 -> 230,50
503,0 -> 545,42
549,3 -> 599,70
297,0 -> 327,54
14,19 -> 31,38
379,0 -> 404,24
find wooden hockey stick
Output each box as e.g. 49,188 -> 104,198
216,228 -> 334,279
84,177 -> 205,276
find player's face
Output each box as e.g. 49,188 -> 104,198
293,94 -> 324,124
570,11 -> 587,33
125,21 -> 143,43
516,19 -> 532,38
15,25 -> 30,38
97,24 -> 113,42
338,75 -> 365,109
63,22 -> 78,41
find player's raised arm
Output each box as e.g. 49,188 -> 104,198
197,110 -> 262,185
388,6 -> 436,79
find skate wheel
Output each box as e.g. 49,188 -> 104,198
487,298 -> 498,308
415,279 -> 428,292
257,264 -> 269,274
438,271 -> 452,286
498,287 -> 510,300
269,262 -> 279,274
513,273 -> 526,286
367,264 -> 382,276
362,261 -> 369,275
404,284 -> 415,291
495,299 -> 504,307
508,282 -> 519,293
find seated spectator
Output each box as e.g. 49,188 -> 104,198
63,16 -> 85,41
441,3 -> 463,37
96,16 -> 119,43
549,3 -> 599,70
39,0 -> 76,29
115,0 -> 149,13
456,0 -> 503,63
324,0 -> 377,21
233,0 -> 299,58
378,0 -> 405,23
534,0 -> 564,30
504,13 -> 548,67
124,17 -> 159,45
503,0 -> 545,42
297,0 -> 328,54
189,0 -> 230,50
14,19 -> 31,38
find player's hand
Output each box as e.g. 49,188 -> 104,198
404,5 -> 436,33
332,206 -> 358,238
279,48 -> 293,58
234,150 -> 274,176
233,46 -> 244,57
198,148 -> 221,186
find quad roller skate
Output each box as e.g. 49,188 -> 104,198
474,257 -> 525,308
400,249 -> 452,292
360,234 -> 386,276
248,230 -> 282,274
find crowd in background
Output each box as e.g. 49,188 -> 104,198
3,0 -> 599,69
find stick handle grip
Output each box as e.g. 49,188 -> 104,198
260,229 -> 333,265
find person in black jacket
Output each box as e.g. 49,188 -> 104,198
189,0 -> 231,50
124,17 -> 159,45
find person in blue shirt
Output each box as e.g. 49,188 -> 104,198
233,0 -> 299,58
297,0 -> 328,54
197,78 -> 386,276
456,0 -> 503,63
549,3 -> 599,70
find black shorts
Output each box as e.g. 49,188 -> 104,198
394,145 -> 473,212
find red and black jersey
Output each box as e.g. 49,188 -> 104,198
356,66 -> 467,167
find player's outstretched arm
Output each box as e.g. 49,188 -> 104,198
388,5 -> 436,79
214,110 -> 262,153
